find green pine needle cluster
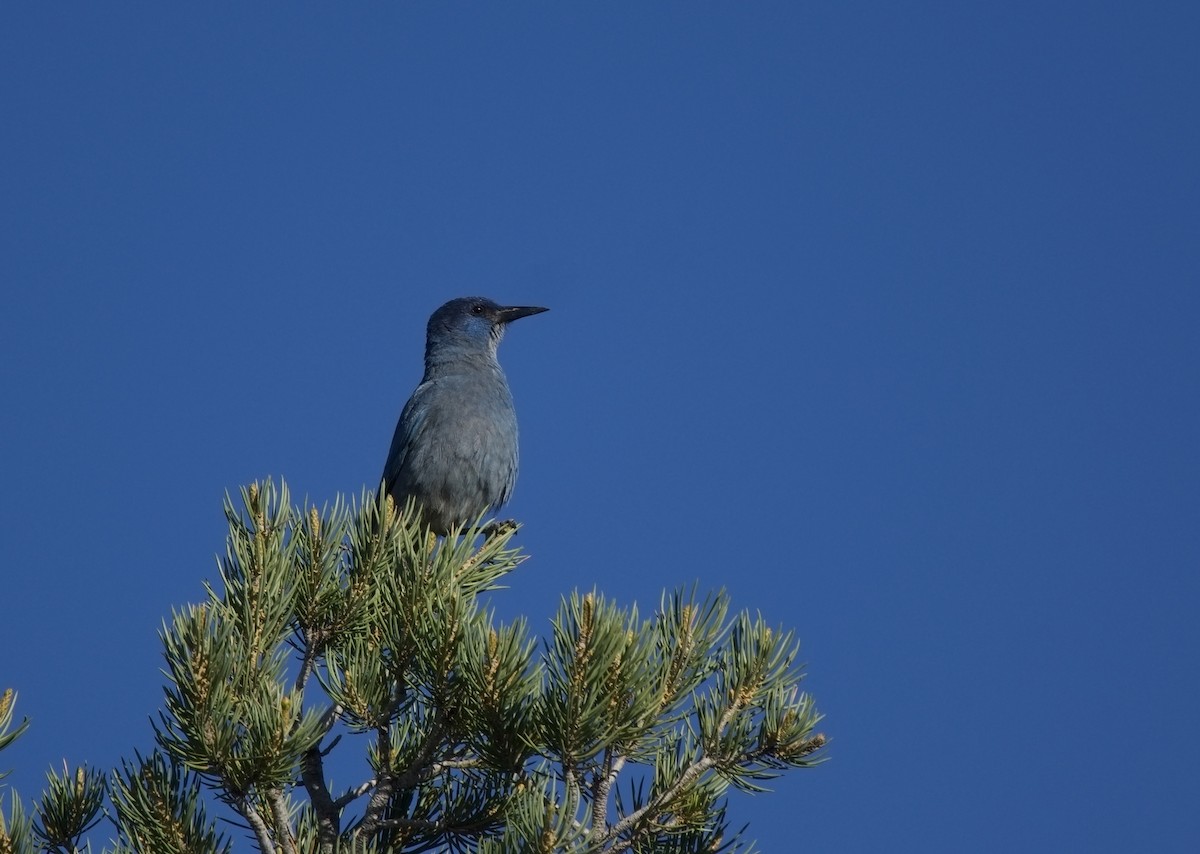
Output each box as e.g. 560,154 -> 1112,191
0,478 -> 825,853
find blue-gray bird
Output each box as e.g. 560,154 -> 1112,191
381,297 -> 548,535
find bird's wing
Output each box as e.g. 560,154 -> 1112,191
380,380 -> 435,494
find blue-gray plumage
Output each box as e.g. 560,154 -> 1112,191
382,297 -> 548,535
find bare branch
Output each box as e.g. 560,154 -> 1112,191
295,640 -> 319,694
295,703 -> 345,850
354,724 -> 396,840
239,799 -> 277,854
317,704 -> 343,736
590,750 -> 625,841
266,790 -> 297,854
333,777 -> 378,811
320,734 -> 342,756
301,741 -> 340,848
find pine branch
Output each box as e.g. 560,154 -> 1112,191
42,482 -> 826,852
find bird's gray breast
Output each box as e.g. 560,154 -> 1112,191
387,367 -> 519,529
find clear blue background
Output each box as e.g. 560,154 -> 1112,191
3,3 -> 1198,851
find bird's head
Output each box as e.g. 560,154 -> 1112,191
425,297 -> 548,361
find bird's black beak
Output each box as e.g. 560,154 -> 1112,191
498,305 -> 549,324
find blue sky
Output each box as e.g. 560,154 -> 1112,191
3,3 -> 1198,851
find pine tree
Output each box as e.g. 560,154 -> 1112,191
1,479 -> 825,853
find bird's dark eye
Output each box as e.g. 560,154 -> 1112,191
471,304 -> 485,315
